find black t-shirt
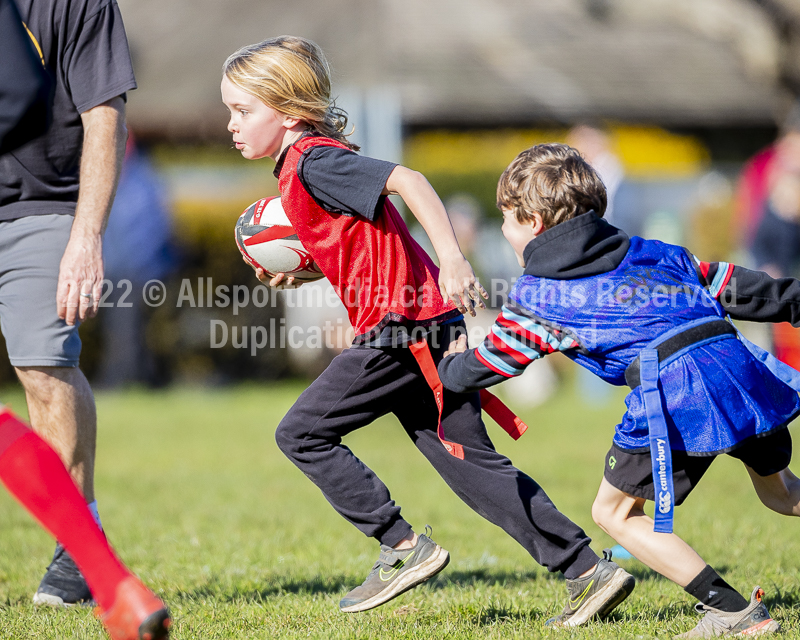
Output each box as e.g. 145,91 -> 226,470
275,136 -> 397,220
0,0 -> 51,155
0,0 -> 136,221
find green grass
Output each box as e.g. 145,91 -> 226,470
1,376 -> 799,638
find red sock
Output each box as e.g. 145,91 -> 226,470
0,409 -> 131,610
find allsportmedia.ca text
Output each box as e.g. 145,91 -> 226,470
100,276 -> 746,315
174,277 -> 516,313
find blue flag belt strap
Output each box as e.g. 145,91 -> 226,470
628,315 -> 800,533
627,316 -> 736,534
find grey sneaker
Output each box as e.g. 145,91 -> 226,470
339,528 -> 450,613
33,543 -> 93,606
674,586 -> 780,638
545,549 -> 635,627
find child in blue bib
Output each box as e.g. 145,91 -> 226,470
439,143 -> 800,637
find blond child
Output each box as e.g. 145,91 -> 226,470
221,37 -> 633,621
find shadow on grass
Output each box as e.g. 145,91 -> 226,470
175,568 -> 554,604
428,568 -> 541,590
437,566 -> 683,590
176,575 -> 351,603
176,564 -> 790,619
618,564 -> 676,583
762,586 -> 800,609
472,605 -> 535,625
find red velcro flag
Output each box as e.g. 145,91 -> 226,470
409,341 -> 464,459
479,389 -> 528,440
409,341 -> 528,459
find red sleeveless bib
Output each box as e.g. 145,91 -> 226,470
277,136 -> 454,338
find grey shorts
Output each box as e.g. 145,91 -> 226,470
0,214 -> 81,367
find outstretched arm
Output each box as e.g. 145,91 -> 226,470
384,166 -> 487,316
439,335 -> 508,393
694,259 -> 800,325
438,303 -> 579,393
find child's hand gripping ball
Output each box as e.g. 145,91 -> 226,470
235,197 -> 324,284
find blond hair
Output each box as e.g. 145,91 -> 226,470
497,143 -> 607,228
223,36 -> 359,150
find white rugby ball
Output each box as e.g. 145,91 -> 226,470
235,196 -> 324,282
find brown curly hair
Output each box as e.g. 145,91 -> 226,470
497,143 -> 607,228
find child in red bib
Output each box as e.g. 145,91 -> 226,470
222,36 -> 634,622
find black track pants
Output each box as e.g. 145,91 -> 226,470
275,324 -> 598,578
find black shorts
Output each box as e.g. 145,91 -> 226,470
603,429 -> 792,505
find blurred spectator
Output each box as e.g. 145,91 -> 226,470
445,194 -> 480,257
444,194 -> 494,284
736,104 -> 800,260
97,136 -> 176,387
688,171 -> 735,263
567,124 -> 625,225
740,104 -> 800,370
752,162 -> 800,371
752,171 -> 800,277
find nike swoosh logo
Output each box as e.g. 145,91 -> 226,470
379,551 -> 415,582
570,580 -> 594,609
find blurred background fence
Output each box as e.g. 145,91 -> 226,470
3,0 -> 800,388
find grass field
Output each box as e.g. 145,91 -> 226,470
1,375 -> 799,639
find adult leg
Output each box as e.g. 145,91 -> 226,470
14,365 -> 96,502
0,215 -> 96,603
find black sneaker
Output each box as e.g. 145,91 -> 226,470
33,543 -> 93,606
339,528 -> 450,613
545,549 -> 635,627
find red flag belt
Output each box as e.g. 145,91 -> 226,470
408,340 -> 528,460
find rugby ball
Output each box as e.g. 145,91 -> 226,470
235,197 -> 324,282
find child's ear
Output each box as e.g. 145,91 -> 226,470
282,115 -> 303,129
530,212 -> 545,237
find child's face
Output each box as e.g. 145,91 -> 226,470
501,208 -> 543,267
221,76 -> 298,161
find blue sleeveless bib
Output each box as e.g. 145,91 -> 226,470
511,237 -> 799,456
512,237 -> 800,531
